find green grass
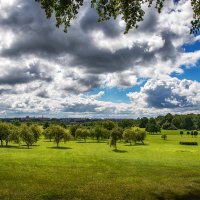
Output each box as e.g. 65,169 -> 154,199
0,134 -> 200,200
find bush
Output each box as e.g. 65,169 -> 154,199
161,134 -> 167,140
180,141 -> 198,145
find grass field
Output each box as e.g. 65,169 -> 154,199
0,133 -> 200,200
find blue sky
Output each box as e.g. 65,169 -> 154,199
0,0 -> 200,118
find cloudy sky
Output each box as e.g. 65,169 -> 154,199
0,0 -> 200,118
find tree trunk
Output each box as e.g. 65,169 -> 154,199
1,140 -> 3,147
6,141 -> 8,147
57,142 -> 59,148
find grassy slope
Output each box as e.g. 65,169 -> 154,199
0,134 -> 200,200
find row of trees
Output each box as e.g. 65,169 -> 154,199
0,120 -> 147,149
0,123 -> 41,148
139,113 -> 200,131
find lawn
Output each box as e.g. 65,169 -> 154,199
0,134 -> 200,200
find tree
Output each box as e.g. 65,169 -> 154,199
146,118 -> 160,134
43,127 -> 54,142
36,0 -> 200,34
118,119 -> 133,129
139,117 -> 148,128
180,130 -> 184,137
30,125 -> 42,142
0,122 -> 11,147
109,127 -> 123,149
161,134 -> 167,140
91,126 -> 109,142
194,130 -> 198,137
75,128 -> 90,142
69,125 -> 78,138
135,129 -> 146,145
20,125 -> 35,149
103,120 -> 115,131
123,129 -> 136,145
184,116 -> 194,130
49,125 -> 69,148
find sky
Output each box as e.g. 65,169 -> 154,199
0,0 -> 200,118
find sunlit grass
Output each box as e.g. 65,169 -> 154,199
0,134 -> 200,200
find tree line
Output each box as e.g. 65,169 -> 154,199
0,120 -> 146,149
138,113 -> 200,133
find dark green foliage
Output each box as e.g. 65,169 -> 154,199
194,130 -> 198,137
103,120 -> 115,130
139,117 -> 148,128
36,0 -> 200,34
43,121 -> 50,129
69,125 -> 78,138
12,120 -> 21,127
184,116 -> 194,130
146,118 -> 160,134
180,131 -> 183,136
180,141 -> 198,145
118,119 -> 133,129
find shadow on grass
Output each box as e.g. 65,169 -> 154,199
0,145 -> 32,149
47,147 -> 72,150
76,141 -> 107,144
21,144 -> 39,147
153,188 -> 200,200
124,143 -> 148,147
42,194 -> 63,200
112,149 -> 127,153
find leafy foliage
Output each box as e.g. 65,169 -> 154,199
36,0 -> 200,34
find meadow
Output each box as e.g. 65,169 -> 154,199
0,132 -> 200,200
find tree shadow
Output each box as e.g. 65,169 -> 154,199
112,149 -> 127,153
76,141 -> 107,144
21,144 -> 39,147
124,143 -> 148,146
0,145 -> 30,149
42,194 -> 63,200
153,188 -> 200,200
47,147 -> 72,150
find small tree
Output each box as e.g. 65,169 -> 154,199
194,131 -> 198,137
103,120 -> 115,131
20,125 -> 35,148
43,127 -> 54,142
187,131 -> 190,137
30,124 -> 42,142
0,122 -> 11,147
135,129 -> 146,145
49,125 -> 67,148
161,134 -> 167,140
180,131 -> 184,137
109,127 -> 123,149
123,129 -> 136,145
75,128 -> 90,142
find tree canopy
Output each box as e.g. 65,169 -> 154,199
35,0 -> 200,34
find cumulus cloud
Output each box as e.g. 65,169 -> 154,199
0,0 -> 199,117
127,78 -> 200,116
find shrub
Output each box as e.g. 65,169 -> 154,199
180,131 -> 183,136
180,141 -> 198,145
161,134 -> 167,140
